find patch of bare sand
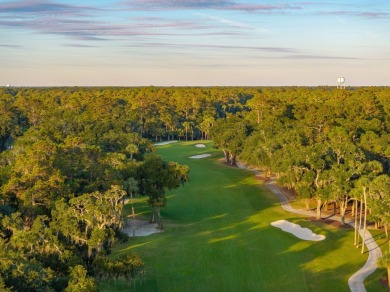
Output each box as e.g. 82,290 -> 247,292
154,141 -> 178,146
189,154 -> 211,159
271,219 -> 326,241
123,219 -> 163,237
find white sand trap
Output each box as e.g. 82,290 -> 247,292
271,220 -> 325,241
154,140 -> 178,146
189,154 -> 211,159
195,144 -> 206,148
123,219 -> 163,237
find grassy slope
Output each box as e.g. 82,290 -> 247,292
101,141 -> 380,291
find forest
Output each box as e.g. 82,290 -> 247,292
0,86 -> 389,291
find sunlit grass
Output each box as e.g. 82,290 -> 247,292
100,140 -> 384,291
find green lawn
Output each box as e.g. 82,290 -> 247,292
101,141 -> 384,291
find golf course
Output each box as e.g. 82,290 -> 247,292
102,141 -> 382,291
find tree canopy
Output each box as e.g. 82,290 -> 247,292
0,85 -> 389,290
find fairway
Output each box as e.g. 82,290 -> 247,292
103,141 -> 372,292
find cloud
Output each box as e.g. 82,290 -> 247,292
0,0 -> 96,16
321,10 -> 390,19
286,54 -> 360,60
196,12 -> 268,33
0,3 -> 246,42
0,1 -> 298,45
0,16 -> 112,41
0,1 -> 108,40
63,43 -> 98,48
125,41 -> 297,54
0,44 -> 23,48
122,0 -> 233,10
220,3 -> 301,12
121,0 -> 301,12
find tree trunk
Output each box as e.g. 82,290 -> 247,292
150,209 -> 155,223
351,201 -> 355,217
339,198 -> 347,225
230,154 -> 236,166
385,225 -> 388,240
222,149 -> 229,163
157,207 -> 163,230
387,268 -> 390,290
354,200 -> 358,246
316,199 -> 322,220
361,187 -> 367,254
340,206 -> 346,225
305,199 -> 310,211
357,198 -> 363,248
130,192 -> 135,238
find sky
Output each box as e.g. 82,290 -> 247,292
0,0 -> 389,86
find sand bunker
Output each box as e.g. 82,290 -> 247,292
271,220 -> 325,241
154,141 -> 178,146
123,219 -> 163,237
189,154 -> 211,159
195,144 -> 206,148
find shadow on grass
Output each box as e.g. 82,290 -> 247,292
107,203 -> 370,292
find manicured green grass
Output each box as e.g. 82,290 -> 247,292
365,229 -> 389,291
101,141 -> 382,291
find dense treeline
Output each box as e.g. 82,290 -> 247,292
211,87 -> 390,254
0,86 -> 194,291
0,86 -> 251,151
0,86 -> 389,290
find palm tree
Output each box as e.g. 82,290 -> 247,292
360,161 -> 383,254
182,121 -> 191,141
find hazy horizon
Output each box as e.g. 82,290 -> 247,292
1,0 -> 389,87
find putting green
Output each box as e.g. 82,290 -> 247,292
102,141 -> 374,292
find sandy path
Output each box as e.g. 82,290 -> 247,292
237,161 -> 381,292
266,180 -> 381,292
347,232 -> 382,292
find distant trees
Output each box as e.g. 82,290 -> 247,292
0,86 -> 255,147
0,89 -> 19,151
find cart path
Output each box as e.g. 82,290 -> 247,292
236,162 -> 382,292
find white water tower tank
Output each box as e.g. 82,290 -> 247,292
337,77 -> 345,88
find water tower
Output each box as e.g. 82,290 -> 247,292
337,77 -> 345,89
